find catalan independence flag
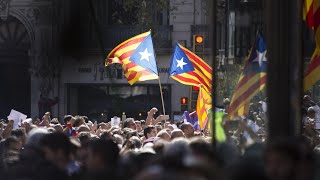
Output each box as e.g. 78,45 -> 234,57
304,0 -> 320,91
169,43 -> 212,92
196,85 -> 212,130
228,33 -> 267,119
106,31 -> 159,85
304,0 -> 314,28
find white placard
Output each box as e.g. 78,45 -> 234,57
111,116 -> 120,128
7,109 -> 27,129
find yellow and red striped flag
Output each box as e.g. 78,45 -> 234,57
228,33 -> 267,119
106,31 -> 159,85
304,0 -> 320,91
304,0 -> 314,28
196,85 -> 212,130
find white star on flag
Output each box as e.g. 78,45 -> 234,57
253,50 -> 267,67
139,48 -> 152,61
176,57 -> 187,70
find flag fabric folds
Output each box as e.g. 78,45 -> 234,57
228,33 -> 267,119
304,0 -> 314,28
169,43 -> 212,92
182,111 -> 201,131
196,85 -> 212,130
106,31 -> 159,85
304,0 -> 320,91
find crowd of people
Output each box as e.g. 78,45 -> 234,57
0,98 -> 319,180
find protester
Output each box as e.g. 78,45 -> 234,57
0,103 -> 319,180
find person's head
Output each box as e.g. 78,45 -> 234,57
86,139 -> 119,172
155,124 -> 162,133
167,124 -> 174,131
303,95 -> 312,106
153,139 -> 169,154
140,120 -> 146,129
156,129 -> 171,141
50,118 -> 59,125
144,125 -> 157,139
77,124 -> 90,133
171,129 -> 185,140
123,118 -> 136,130
26,128 -> 49,147
307,107 -> 316,119
135,121 -> 142,132
11,128 -> 26,145
256,118 -> 263,127
78,132 -> 91,146
163,121 -> 170,128
223,98 -> 230,110
180,123 -> 194,138
73,116 -> 85,127
122,128 -> 138,140
63,115 -> 73,125
39,132 -> 71,170
0,136 -> 21,154
113,134 -> 124,146
129,136 -> 142,149
82,116 -> 89,123
32,118 -> 41,126
100,130 -> 113,140
112,128 -> 121,135
189,137 -> 215,160
53,124 -> 63,132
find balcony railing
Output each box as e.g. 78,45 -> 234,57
80,25 -> 173,52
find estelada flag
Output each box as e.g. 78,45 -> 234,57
169,43 -> 212,92
106,31 -> 159,85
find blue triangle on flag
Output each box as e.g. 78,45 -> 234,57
169,44 -> 194,76
130,34 -> 158,75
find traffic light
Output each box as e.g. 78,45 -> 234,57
193,34 -> 204,53
190,86 -> 199,110
181,97 -> 188,111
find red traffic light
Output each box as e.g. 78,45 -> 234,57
193,86 -> 199,91
181,97 -> 188,104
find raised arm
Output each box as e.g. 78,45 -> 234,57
146,107 -> 158,125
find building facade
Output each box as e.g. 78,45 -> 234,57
0,0 -> 313,121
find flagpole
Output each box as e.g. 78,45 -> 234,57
150,28 -> 166,115
158,77 -> 166,115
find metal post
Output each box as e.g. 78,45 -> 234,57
224,0 -> 229,97
266,0 -> 302,139
211,0 -> 217,145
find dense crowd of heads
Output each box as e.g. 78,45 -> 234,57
0,100 -> 319,180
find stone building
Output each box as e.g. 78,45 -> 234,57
1,0 -> 311,121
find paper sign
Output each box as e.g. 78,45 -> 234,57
246,120 -> 260,133
22,118 -> 32,124
243,120 -> 260,142
111,116 -> 120,128
7,109 -> 27,129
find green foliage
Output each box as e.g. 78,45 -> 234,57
216,62 -> 267,104
216,63 -> 243,101
111,0 -> 170,25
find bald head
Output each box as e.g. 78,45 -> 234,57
171,129 -> 185,140
180,123 -> 194,138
